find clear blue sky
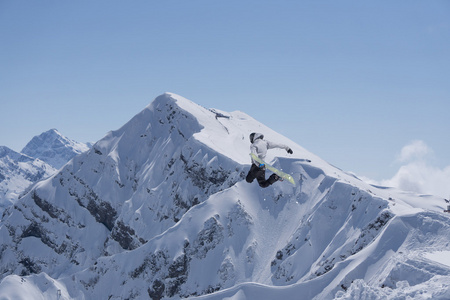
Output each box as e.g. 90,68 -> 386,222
1,1 -> 449,185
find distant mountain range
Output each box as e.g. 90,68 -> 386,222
22,129 -> 92,169
0,129 -> 91,217
0,94 -> 449,299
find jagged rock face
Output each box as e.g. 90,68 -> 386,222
76,198 -> 254,299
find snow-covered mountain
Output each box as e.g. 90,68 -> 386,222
0,93 -> 449,300
0,146 -> 56,217
21,128 -> 91,169
0,130 -> 91,219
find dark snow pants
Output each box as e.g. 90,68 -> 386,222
246,164 -> 278,188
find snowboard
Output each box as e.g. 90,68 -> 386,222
250,153 -> 296,186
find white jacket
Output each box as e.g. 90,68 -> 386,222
250,133 -> 290,165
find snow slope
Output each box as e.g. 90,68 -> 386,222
0,93 -> 449,299
0,146 -> 55,217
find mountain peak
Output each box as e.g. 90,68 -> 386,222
146,92 -> 303,165
21,129 -> 90,169
0,146 -> 17,160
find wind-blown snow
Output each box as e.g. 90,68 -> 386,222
0,93 -> 449,299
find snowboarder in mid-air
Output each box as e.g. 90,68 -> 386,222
246,132 -> 293,188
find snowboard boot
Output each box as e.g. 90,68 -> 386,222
269,173 -> 283,184
274,174 -> 283,182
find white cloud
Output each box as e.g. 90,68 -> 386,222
369,141 -> 450,198
397,140 -> 432,163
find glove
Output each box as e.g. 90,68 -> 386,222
287,148 -> 293,154
259,163 -> 265,168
